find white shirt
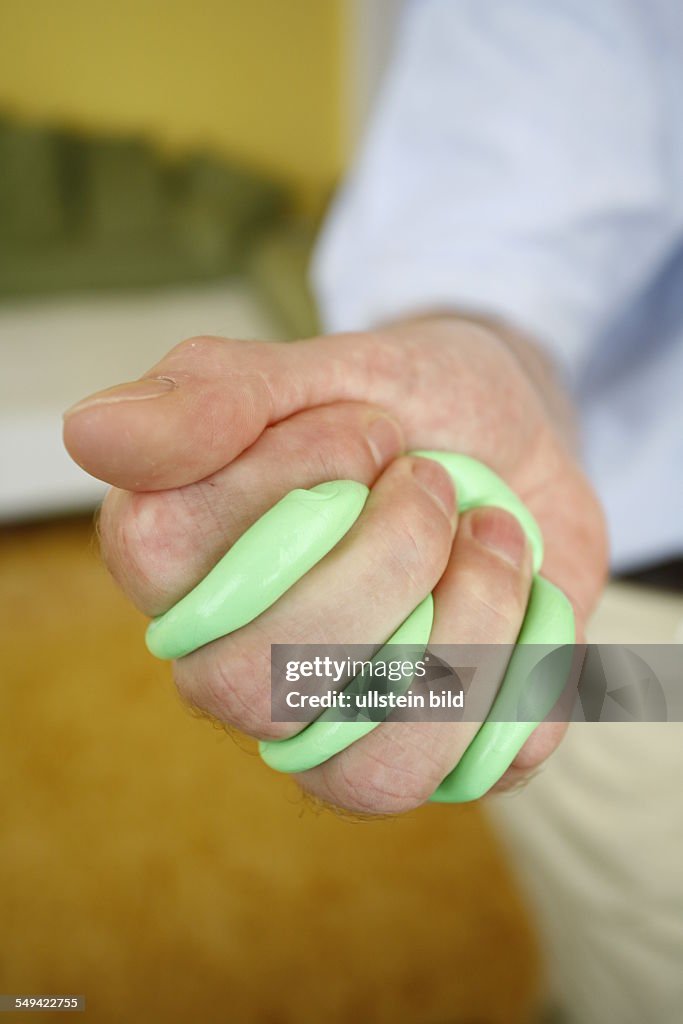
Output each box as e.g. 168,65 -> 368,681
313,0 -> 683,571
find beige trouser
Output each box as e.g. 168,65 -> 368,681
487,584 -> 683,1024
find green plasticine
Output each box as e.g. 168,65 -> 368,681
146,452 -> 575,802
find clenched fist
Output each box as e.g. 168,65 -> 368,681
63,316 -> 607,814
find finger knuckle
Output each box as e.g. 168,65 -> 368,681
511,721 -> 567,770
468,563 -> 529,636
171,644 -> 280,740
99,490 -> 182,610
320,421 -> 377,480
382,501 -> 451,591
321,745 -> 435,815
173,334 -> 226,363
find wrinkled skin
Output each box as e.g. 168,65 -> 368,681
63,316 -> 608,814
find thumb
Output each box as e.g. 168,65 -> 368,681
63,335 -> 352,491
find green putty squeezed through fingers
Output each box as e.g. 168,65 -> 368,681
146,480 -> 368,661
146,452 -> 575,802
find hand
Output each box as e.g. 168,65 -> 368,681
63,316 -> 608,813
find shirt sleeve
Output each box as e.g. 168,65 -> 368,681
312,0 -> 682,382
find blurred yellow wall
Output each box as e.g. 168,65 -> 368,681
0,0 -> 345,210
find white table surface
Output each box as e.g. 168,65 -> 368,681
0,282 -> 280,521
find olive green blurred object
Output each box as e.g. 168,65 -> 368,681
248,222 -> 321,338
0,121 -> 68,242
0,116 -> 285,297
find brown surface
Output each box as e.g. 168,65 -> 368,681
0,516 -> 540,1024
